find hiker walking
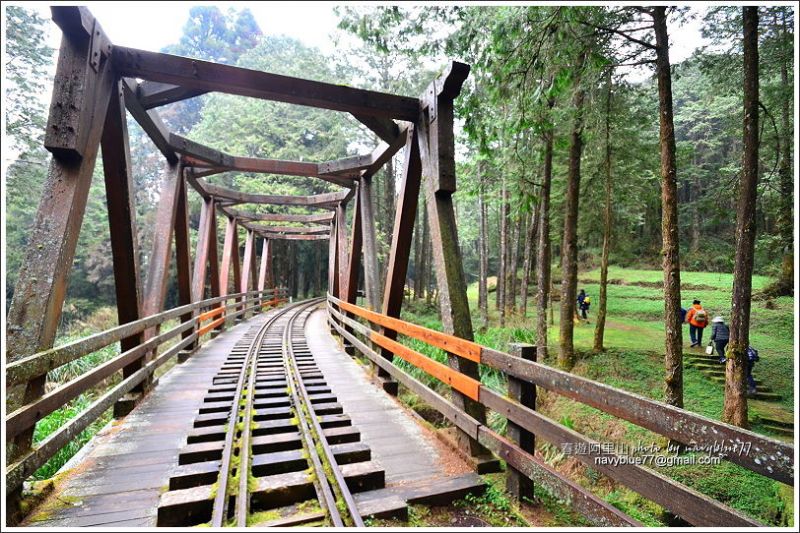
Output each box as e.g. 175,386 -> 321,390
685,299 -> 709,347
746,346 -> 759,396
577,289 -> 590,321
709,316 -> 729,363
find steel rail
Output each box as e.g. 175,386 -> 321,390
284,299 -> 365,527
278,299 -> 344,527
209,301 -> 301,527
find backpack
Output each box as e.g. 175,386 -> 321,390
584,297 -> 591,306
747,347 -> 759,362
694,308 -> 707,324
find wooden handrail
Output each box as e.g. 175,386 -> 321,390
3,291 -> 289,497
331,295 -> 482,362
326,308 -> 639,526
327,300 -> 770,526
326,295 -> 794,487
6,290 -> 280,387
6,331 -> 198,495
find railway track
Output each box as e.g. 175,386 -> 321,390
157,300 -> 384,527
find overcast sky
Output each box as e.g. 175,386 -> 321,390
21,2 -> 707,66
26,2 -> 344,55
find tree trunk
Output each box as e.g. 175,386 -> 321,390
536,99 -> 555,360
419,194 -> 429,301
313,243 -> 321,296
424,204 -> 433,306
558,51 -> 587,371
690,161 -> 701,255
594,72 -> 613,353
769,8 -> 794,297
723,7 -> 759,428
508,209 -> 521,315
498,178 -> 508,325
414,204 -> 423,298
653,7 -> 684,409
289,243 -> 297,299
478,182 -> 489,332
520,200 -> 538,316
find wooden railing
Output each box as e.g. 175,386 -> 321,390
327,294 -> 793,527
4,288 -> 287,495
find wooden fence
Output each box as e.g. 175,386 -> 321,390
327,294 -> 793,527
5,288 -> 287,496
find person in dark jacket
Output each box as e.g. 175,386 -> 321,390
746,346 -> 759,396
577,289 -> 589,320
710,316 -> 730,363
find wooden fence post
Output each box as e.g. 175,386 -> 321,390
507,342 -> 537,501
418,61 -> 498,471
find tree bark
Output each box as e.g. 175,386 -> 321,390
520,201 -> 538,316
594,72 -> 613,353
478,181 -> 489,331
536,99 -> 555,360
508,209 -> 521,315
723,7 -> 759,428
414,204 -> 423,298
653,7 -> 684,409
419,194 -> 429,302
498,178 -> 508,324
690,170 -> 700,255
769,8 -> 794,297
558,51 -> 587,371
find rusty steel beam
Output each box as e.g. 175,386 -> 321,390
418,61 -> 489,459
173,173 -> 194,346
247,225 -> 329,235
359,175 -> 381,311
381,126 -> 421,332
219,216 -> 238,297
362,127 -> 409,179
241,229 -> 257,293
253,231 -> 329,241
222,209 -> 334,224
122,78 -> 177,163
191,198 -> 215,302
100,78 -> 144,376
136,80 -> 207,109
351,113 -> 401,144
336,203 -> 349,300
257,238 -> 272,291
192,178 -> 347,208
141,160 -> 182,320
5,7 -> 115,475
318,153 -> 374,175
44,7 -> 112,161
345,190 -> 363,304
112,45 -> 419,120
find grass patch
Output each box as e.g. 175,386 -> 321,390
395,267 -> 793,526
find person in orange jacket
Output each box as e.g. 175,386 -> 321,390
685,299 -> 709,347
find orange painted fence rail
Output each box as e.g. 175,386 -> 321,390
5,288 -> 287,496
327,294 -> 793,527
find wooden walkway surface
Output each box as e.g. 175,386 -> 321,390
24,313 -> 272,527
24,305 -> 480,527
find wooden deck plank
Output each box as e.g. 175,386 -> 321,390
304,309 -> 474,489
24,312 -> 276,528
25,306 -> 480,527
